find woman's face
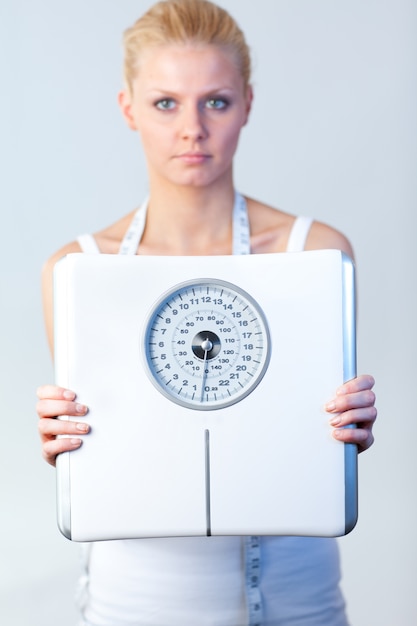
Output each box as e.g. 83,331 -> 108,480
119,44 -> 252,189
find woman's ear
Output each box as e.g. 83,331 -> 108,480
118,90 -> 138,131
243,85 -> 253,126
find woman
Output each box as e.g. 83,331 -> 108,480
36,1 -> 376,625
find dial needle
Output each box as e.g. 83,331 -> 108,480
200,338 -> 213,402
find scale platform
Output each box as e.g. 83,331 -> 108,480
54,250 -> 357,542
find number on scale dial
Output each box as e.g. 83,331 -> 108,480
143,279 -> 271,410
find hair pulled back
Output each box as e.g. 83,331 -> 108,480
122,0 -> 251,95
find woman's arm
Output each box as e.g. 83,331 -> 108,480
305,221 -> 377,452
38,242 -> 90,466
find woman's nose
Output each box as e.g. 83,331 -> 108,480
180,104 -> 208,141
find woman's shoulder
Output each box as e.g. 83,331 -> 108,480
245,196 -> 354,257
44,210 -> 138,268
42,210 -> 137,293
41,211 -> 137,350
42,239 -> 83,279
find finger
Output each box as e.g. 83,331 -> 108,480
36,385 -> 77,401
43,437 -> 84,467
325,389 -> 376,413
329,406 -> 377,428
38,417 -> 90,438
332,425 -> 374,452
336,374 -> 375,395
36,399 -> 88,419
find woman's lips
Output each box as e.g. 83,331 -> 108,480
175,152 -> 211,164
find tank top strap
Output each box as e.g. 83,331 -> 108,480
77,234 -> 101,254
286,216 -> 314,253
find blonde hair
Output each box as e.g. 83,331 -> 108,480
122,0 -> 251,95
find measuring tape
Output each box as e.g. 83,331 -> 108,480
245,535 -> 263,626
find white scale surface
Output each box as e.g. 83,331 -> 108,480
54,250 -> 357,542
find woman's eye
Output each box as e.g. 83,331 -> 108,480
206,98 -> 228,110
155,98 -> 175,111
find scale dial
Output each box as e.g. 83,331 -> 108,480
143,279 -> 271,410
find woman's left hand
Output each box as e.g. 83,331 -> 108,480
326,374 -> 377,452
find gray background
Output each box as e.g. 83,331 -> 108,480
1,0 -> 416,624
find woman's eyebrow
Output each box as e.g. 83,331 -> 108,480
145,86 -> 238,97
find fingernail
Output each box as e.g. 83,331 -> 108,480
76,403 -> 87,414
63,390 -> 75,400
70,438 -> 82,447
325,401 -> 336,411
76,423 -> 89,432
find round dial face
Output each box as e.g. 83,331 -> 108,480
143,279 -> 271,410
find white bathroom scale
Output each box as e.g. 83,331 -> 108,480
54,250 -> 357,542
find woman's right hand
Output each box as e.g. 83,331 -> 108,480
36,385 -> 89,466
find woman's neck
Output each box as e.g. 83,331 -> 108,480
141,179 -> 237,255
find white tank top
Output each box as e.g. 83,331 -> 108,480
75,197 -> 346,626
